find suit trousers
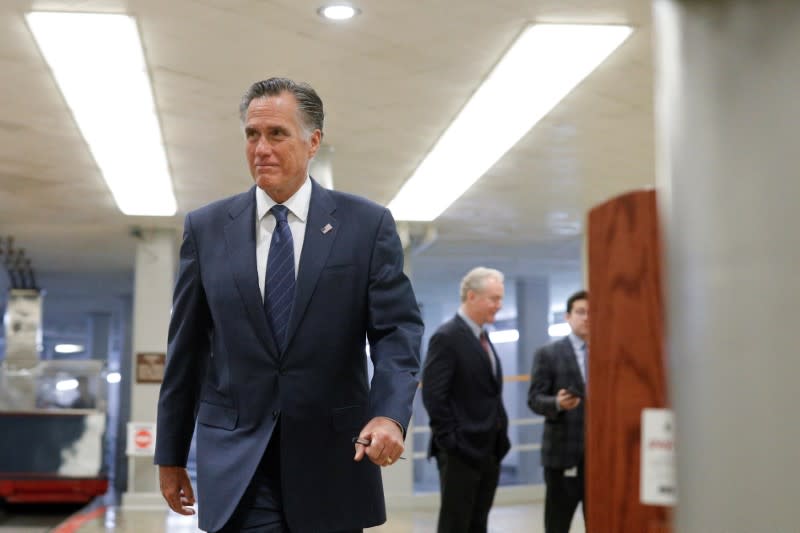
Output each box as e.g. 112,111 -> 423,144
214,420 -> 363,533
543,460 -> 585,533
435,450 -> 500,533
215,421 -> 288,533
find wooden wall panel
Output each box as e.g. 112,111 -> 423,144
586,189 -> 671,533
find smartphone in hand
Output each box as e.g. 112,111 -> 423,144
565,386 -> 584,398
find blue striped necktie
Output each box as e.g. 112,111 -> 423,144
264,205 -> 295,351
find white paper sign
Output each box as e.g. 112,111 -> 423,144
640,408 -> 676,505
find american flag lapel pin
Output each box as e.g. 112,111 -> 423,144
321,223 -> 333,234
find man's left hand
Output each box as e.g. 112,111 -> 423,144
353,416 -> 404,467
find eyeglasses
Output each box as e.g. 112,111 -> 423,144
570,309 -> 589,317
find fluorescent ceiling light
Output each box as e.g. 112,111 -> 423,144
388,23 -> 633,221
56,378 -> 80,391
548,322 -> 571,337
318,4 -> 360,21
26,12 -> 176,216
55,343 -> 85,354
489,329 -> 519,344
106,371 -> 122,384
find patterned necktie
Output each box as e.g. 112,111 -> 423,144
479,330 -> 497,376
264,205 -> 295,352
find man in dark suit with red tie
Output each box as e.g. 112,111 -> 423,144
529,290 -> 589,533
422,267 -> 511,533
154,77 -> 423,533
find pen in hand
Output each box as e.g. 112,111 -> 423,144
352,437 -> 407,459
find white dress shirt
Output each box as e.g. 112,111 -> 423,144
568,332 -> 587,383
256,176 -> 311,300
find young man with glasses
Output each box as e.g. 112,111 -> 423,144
528,290 -> 589,533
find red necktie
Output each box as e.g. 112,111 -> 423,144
480,331 -> 496,375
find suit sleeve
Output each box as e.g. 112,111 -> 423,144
365,208 -> 424,435
528,344 -> 560,420
154,214 -> 212,466
421,330 -> 458,451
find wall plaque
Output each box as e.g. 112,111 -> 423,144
136,352 -> 166,383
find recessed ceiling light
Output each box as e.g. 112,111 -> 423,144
318,4 -> 360,21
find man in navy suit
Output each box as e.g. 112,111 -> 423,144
422,267 -> 511,533
155,77 -> 423,533
528,290 -> 589,533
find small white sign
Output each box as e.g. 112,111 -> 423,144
127,422 -> 157,456
640,408 -> 676,506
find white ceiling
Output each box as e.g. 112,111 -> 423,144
0,0 -> 655,336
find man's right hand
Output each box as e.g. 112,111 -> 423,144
556,389 -> 581,411
158,465 -> 196,515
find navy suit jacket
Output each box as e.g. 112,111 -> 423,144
154,180 -> 423,533
422,315 -> 511,466
528,336 -> 586,469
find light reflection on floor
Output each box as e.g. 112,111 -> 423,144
70,502 -> 585,532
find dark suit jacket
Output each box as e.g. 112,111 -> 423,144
154,180 -> 423,533
528,336 -> 585,469
422,315 -> 511,466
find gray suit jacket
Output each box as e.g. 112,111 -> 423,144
528,336 -> 585,469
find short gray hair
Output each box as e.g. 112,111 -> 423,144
460,267 -> 504,302
239,77 -> 324,138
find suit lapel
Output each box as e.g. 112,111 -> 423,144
485,336 -> 501,384
284,180 -> 337,350
223,187 -> 279,358
454,315 -> 499,386
560,336 -> 585,389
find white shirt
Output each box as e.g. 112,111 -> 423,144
256,176 -> 311,300
568,332 -> 587,383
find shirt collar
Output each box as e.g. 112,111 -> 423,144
457,307 -> 483,338
256,175 -> 312,223
568,331 -> 585,352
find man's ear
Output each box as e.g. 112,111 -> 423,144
308,129 -> 322,158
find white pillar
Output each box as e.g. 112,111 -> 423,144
123,229 -> 177,507
655,2 -> 800,531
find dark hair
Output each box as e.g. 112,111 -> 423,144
566,290 -> 588,314
239,77 -> 324,137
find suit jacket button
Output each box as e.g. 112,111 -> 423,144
278,368 -> 286,376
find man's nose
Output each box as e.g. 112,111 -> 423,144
255,137 -> 272,156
